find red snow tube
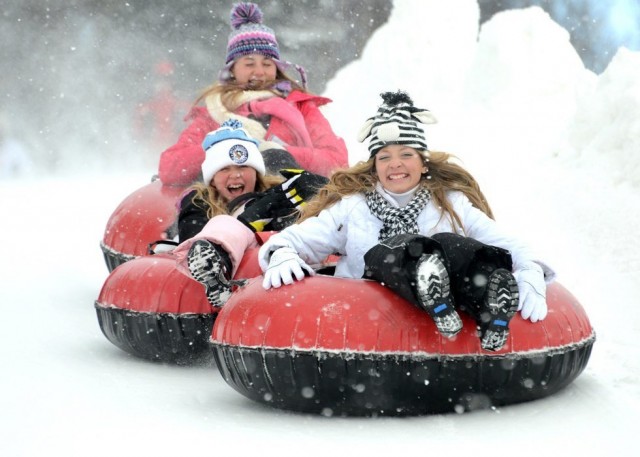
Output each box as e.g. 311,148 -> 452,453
95,247 -> 263,365
100,178 -> 187,271
211,277 -> 595,416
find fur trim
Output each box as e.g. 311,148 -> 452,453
205,90 -> 280,141
258,140 -> 287,152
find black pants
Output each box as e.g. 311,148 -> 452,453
362,233 -> 513,323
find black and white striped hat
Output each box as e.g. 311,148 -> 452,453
357,91 -> 437,158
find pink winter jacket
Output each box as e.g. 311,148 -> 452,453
158,90 -> 348,186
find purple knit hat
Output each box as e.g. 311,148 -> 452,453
219,2 -> 308,89
226,2 -> 280,63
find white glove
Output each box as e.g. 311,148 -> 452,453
258,241 -> 281,272
262,247 -> 314,289
513,263 -> 548,322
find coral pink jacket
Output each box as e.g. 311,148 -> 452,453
158,90 -> 348,185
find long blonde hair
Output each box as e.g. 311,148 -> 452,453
299,150 -> 494,233
192,69 -> 307,111
188,174 -> 284,219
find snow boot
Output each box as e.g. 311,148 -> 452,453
415,253 -> 463,338
187,240 -> 232,308
479,268 -> 519,351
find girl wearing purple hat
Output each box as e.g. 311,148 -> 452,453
158,2 -> 347,186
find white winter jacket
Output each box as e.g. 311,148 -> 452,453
261,189 -> 555,281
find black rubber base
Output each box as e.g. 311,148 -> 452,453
96,305 -> 215,365
100,242 -> 135,272
212,337 -> 594,416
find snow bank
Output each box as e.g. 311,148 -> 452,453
565,47 -> 640,187
323,0 -> 480,163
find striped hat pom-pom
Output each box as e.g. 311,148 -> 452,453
230,2 -> 264,29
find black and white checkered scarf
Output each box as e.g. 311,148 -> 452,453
365,186 -> 431,241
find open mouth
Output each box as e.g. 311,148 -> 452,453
227,183 -> 245,196
388,173 -> 409,181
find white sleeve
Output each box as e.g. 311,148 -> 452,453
259,199 -> 349,270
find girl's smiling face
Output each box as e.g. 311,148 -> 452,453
374,145 -> 427,193
231,54 -> 278,88
212,165 -> 258,202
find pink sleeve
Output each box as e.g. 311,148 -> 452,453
285,100 -> 348,177
158,107 -> 218,186
172,215 -> 258,277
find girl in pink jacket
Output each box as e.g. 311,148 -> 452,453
158,2 -> 347,186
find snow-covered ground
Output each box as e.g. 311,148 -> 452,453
2,1 -> 639,455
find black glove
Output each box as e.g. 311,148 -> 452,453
236,191 -> 292,232
236,169 -> 328,232
261,169 -> 329,231
277,168 -> 329,207
227,192 -> 262,215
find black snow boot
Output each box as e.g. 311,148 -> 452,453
479,268 -> 519,351
187,240 -> 232,308
415,253 -> 463,337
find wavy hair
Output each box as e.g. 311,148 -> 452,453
299,150 -> 494,233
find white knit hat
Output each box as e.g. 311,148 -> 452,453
201,119 -> 266,184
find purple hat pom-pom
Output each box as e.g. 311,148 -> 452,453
230,2 -> 264,29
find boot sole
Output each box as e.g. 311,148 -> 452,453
187,240 -> 231,308
481,269 -> 519,351
415,254 -> 463,337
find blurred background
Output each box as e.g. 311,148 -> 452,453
1,0 -> 639,176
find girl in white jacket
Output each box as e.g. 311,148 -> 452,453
258,91 -> 554,351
